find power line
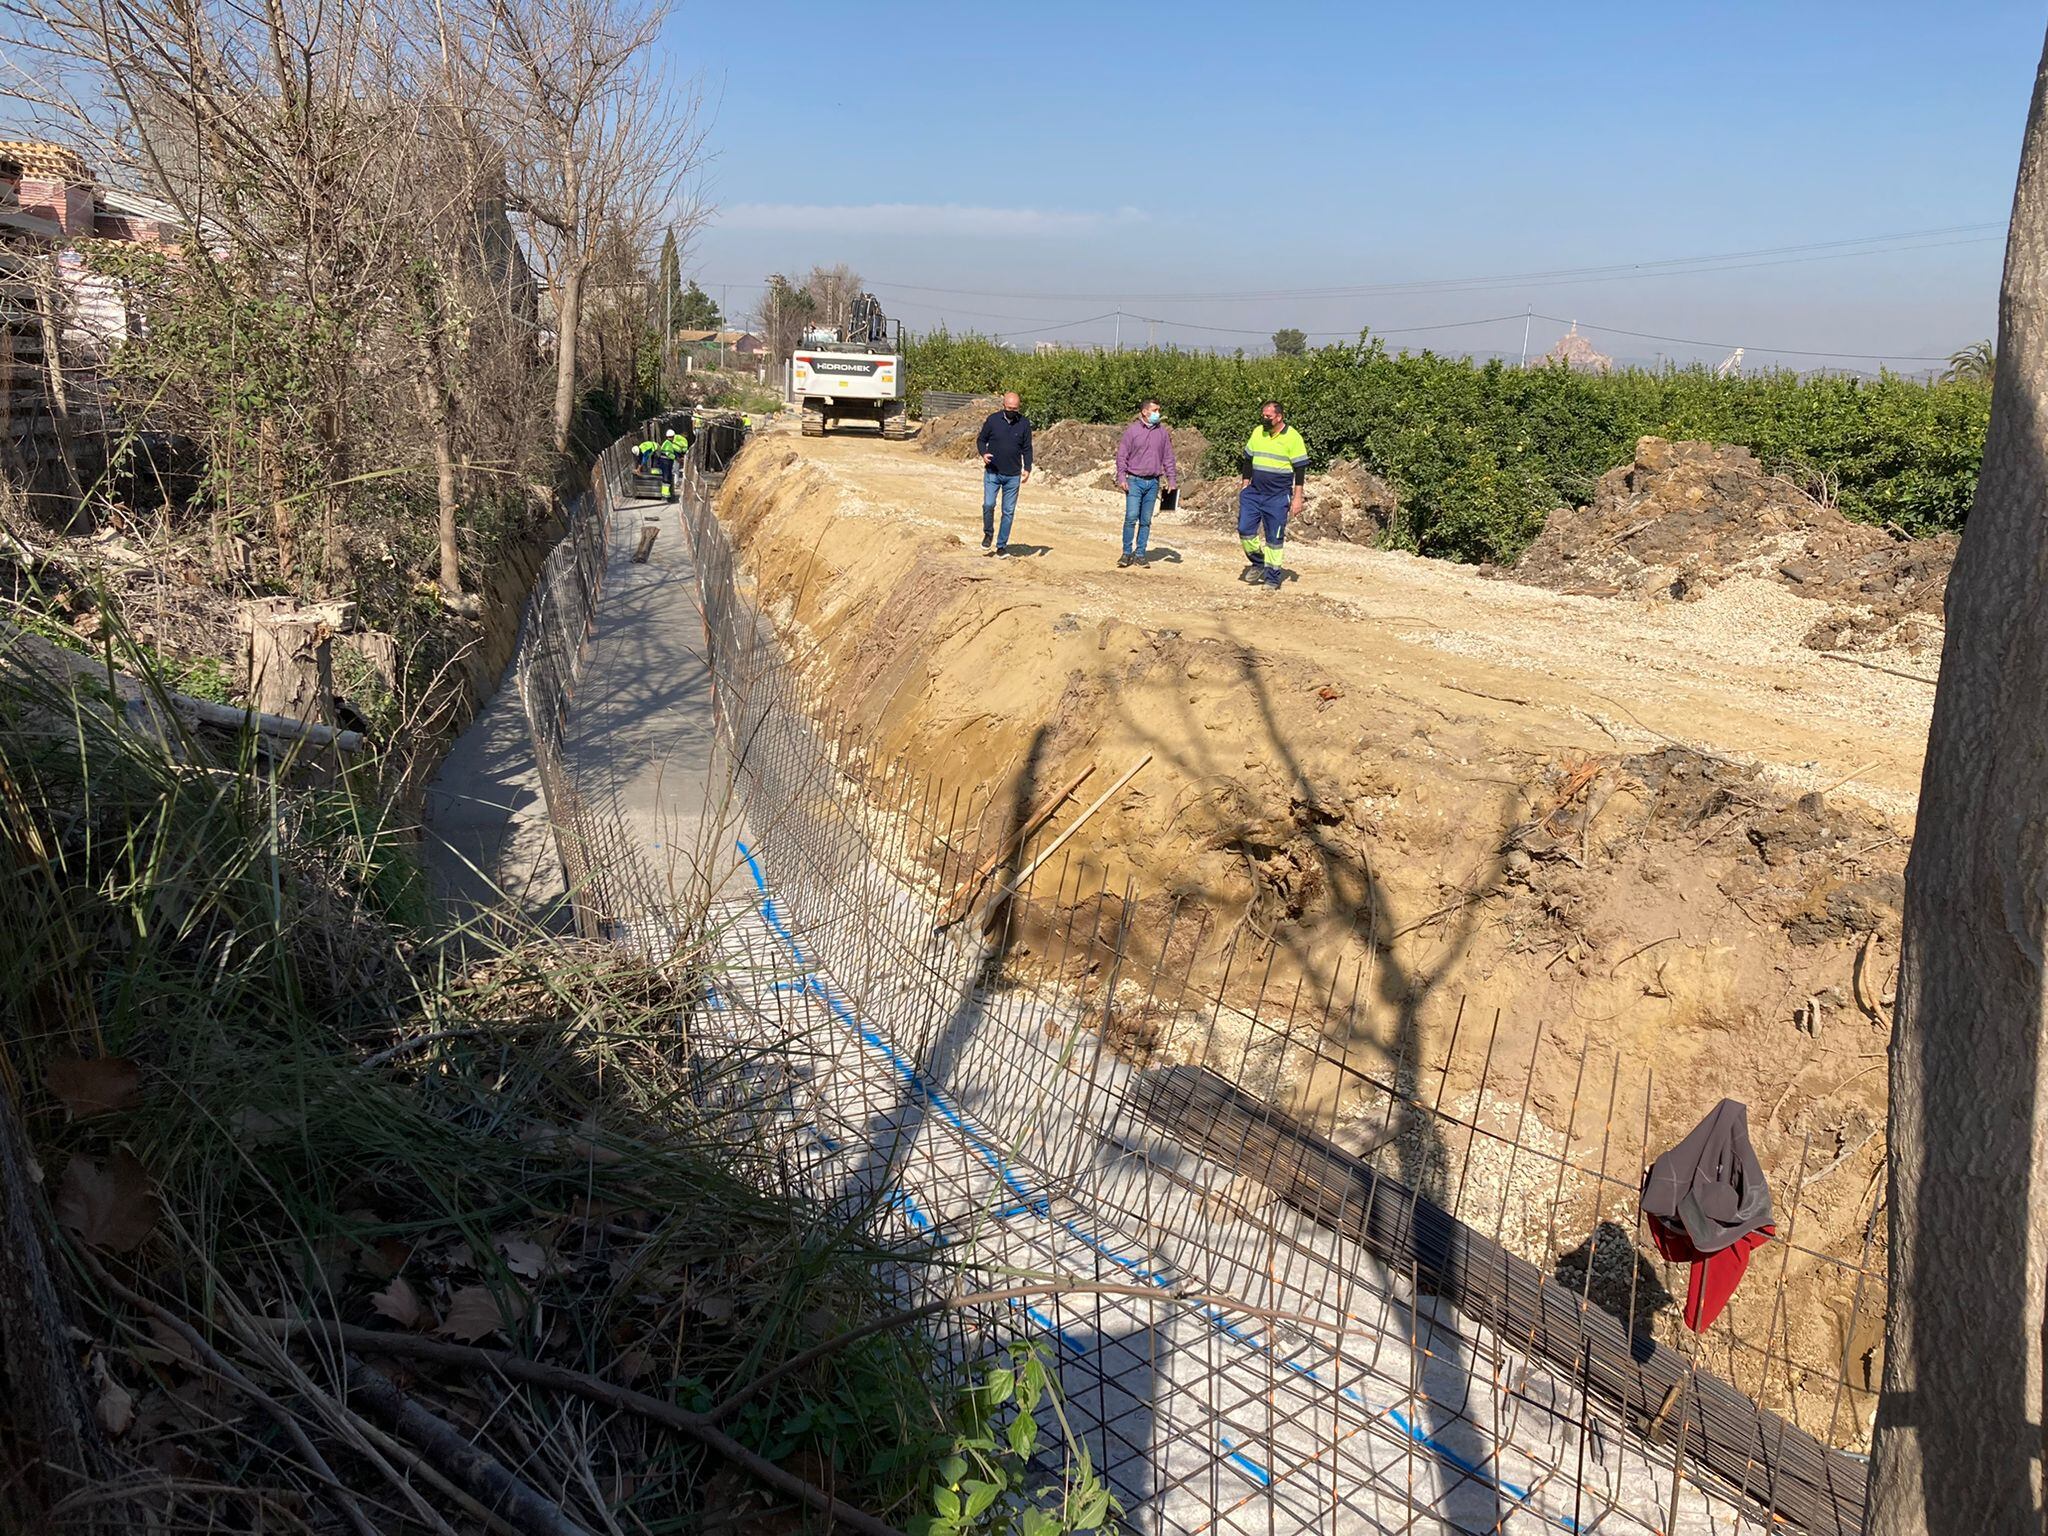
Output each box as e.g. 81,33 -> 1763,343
1101,309 -> 1530,340
837,222 -> 2003,305
1526,312 -> 1958,363
982,310 -> 1120,339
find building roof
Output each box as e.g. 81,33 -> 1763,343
0,139 -> 91,182
96,184 -> 185,225
677,329 -> 758,345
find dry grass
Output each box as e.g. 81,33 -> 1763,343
0,627 -> 961,1534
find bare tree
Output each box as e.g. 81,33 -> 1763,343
1867,24 -> 2048,1534
756,271 -> 815,369
802,263 -> 862,337
7,0 -> 426,582
0,0 -> 579,604
442,0 -> 708,455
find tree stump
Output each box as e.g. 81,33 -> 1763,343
242,598 -> 348,727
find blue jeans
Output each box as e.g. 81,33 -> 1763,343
1122,477 -> 1160,557
982,471 -> 1021,546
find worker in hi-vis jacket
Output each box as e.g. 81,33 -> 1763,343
1237,401 -> 1307,589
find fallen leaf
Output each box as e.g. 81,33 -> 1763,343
370,1276 -> 427,1331
437,1285 -> 526,1343
232,1107 -> 303,1144
91,1354 -> 134,1437
146,1437 -> 204,1479
143,1316 -> 198,1371
494,1236 -> 549,1280
55,1149 -> 157,1252
45,1056 -> 141,1119
133,1390 -> 182,1439
615,1348 -> 651,1383
566,1119 -> 625,1166
696,1296 -> 733,1323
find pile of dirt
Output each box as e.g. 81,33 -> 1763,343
1178,456 -> 1400,544
918,404 -> 990,461
1032,420 -> 1124,480
1515,437 -> 1956,651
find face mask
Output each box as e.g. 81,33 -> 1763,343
1003,409 -> 1019,421
1146,411 -> 1160,426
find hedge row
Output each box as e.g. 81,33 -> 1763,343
904,330 -> 1989,564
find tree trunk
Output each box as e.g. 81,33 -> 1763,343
258,416 -> 297,584
550,261 -> 584,457
0,1079 -> 112,1531
431,396 -> 461,601
412,362 -> 462,600
1866,25 -> 2048,1533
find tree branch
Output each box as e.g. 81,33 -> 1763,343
257,1319 -> 909,1536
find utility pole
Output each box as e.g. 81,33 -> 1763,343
1114,310 -> 1121,352
1519,308 -> 1532,368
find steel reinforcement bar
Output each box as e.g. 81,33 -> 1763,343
1128,1065 -> 1869,1535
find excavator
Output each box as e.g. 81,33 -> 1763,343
791,292 -> 909,439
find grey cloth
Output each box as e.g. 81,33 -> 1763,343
1641,1099 -> 1773,1254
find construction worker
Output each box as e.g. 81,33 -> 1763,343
1237,400 -> 1306,589
653,426 -> 688,500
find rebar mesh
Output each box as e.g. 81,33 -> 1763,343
515,426 -> 1883,1536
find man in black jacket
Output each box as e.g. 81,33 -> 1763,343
974,392 -> 1033,555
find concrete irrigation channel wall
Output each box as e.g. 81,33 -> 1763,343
512,423 -> 1868,1536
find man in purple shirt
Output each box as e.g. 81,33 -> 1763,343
1113,400 -> 1178,568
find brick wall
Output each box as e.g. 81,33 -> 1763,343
19,176 -> 95,235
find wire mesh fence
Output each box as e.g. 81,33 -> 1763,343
515,428 -> 680,940
520,424 -> 1883,1536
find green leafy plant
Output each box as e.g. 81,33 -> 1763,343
918,1340 -> 1123,1536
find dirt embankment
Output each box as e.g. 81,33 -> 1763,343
720,431 -> 1928,1436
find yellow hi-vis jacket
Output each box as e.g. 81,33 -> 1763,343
1242,424 -> 1308,493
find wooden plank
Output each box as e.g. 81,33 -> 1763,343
936,760 -> 1095,928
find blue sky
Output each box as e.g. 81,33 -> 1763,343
674,1 -> 2044,370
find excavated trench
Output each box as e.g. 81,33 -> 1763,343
705,427 -> 1929,1453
